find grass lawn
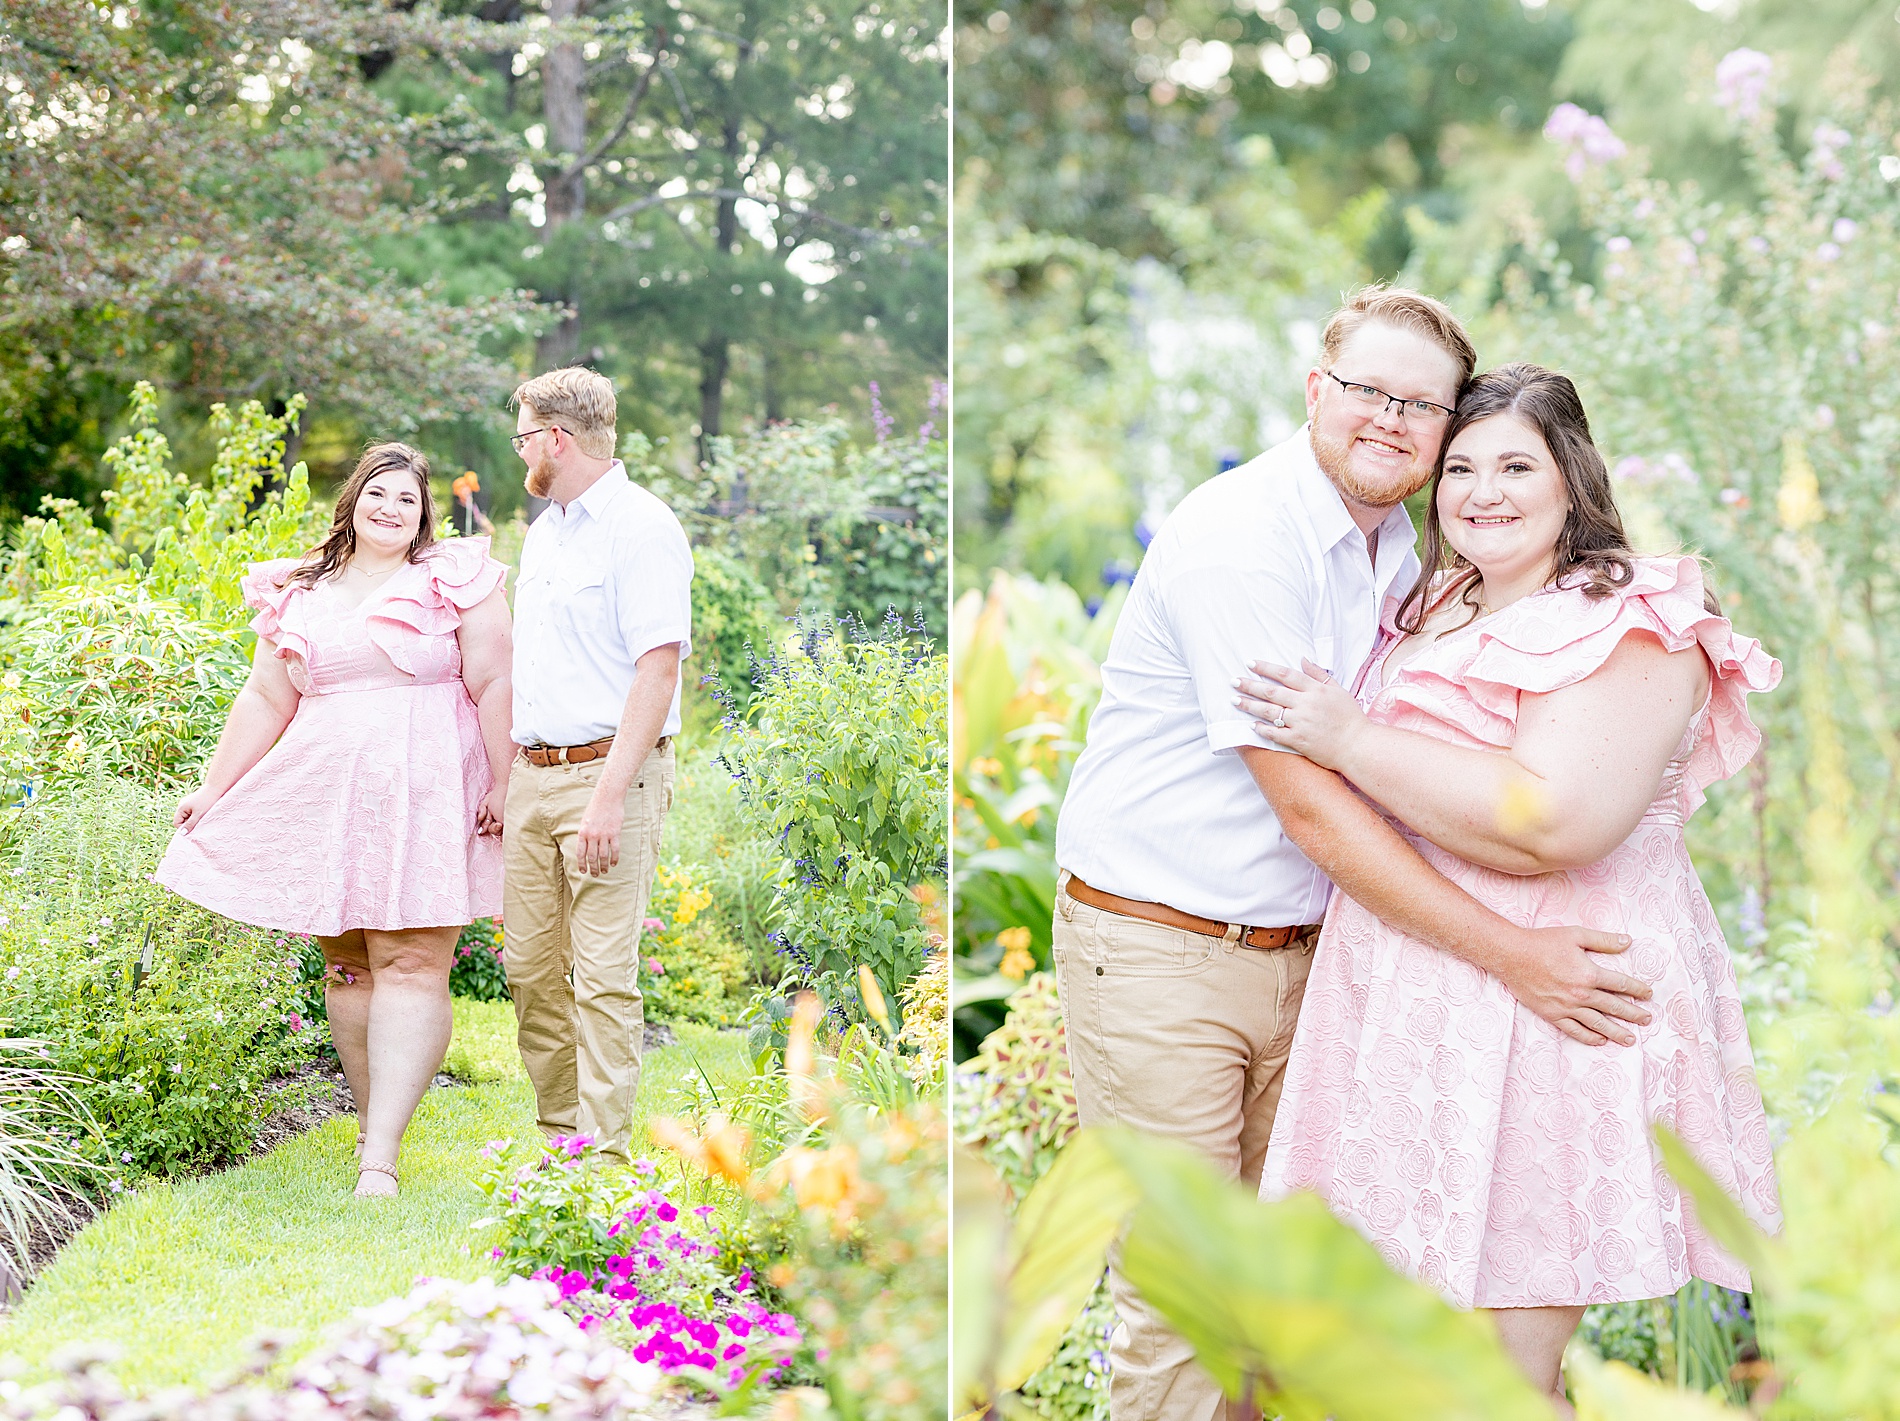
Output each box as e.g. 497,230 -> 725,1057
0,1002 -> 752,1389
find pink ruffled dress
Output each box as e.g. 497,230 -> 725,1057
155,537 -> 508,936
1259,556 -> 1783,1308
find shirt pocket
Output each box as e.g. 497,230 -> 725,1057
557,568 -> 612,636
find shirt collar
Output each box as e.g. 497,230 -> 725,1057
1291,423 -> 1418,552
556,460 -> 629,525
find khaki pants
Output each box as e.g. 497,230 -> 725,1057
503,745 -> 675,1159
1052,875 -> 1314,1421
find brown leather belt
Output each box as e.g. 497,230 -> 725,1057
519,735 -> 672,767
1065,874 -> 1321,950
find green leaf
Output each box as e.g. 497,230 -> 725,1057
1106,1132 -> 1553,1421
992,1126 -> 1141,1393
1651,1124 -> 1778,1290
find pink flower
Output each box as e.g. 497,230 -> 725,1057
643,917 -> 665,931
1714,48 -> 1772,119
645,957 -> 666,975
1544,102 -> 1626,181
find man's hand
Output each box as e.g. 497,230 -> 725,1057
476,786 -> 507,837
574,791 -> 622,876
1490,925 -> 1654,1046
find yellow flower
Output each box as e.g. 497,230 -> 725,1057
968,756 -> 1003,777
857,963 -> 891,1031
997,925 -> 1036,979
648,1112 -> 753,1185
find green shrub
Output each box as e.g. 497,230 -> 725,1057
4,586 -> 251,793
639,864 -> 753,1028
0,382 -> 324,795
719,618 -> 947,1020
0,782 -> 321,1179
690,546 -> 782,718
952,973 -> 1076,1205
451,918 -> 509,1003
661,747 -> 782,979
654,1003 -> 947,1421
833,417 -> 949,643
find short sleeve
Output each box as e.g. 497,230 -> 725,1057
1448,556 -> 1780,801
1161,525 -> 1324,757
367,537 -> 510,673
241,558 -> 312,660
611,514 -> 694,665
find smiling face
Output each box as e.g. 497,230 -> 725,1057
1306,320 -> 1464,512
1436,411 -> 1571,590
351,470 -> 426,559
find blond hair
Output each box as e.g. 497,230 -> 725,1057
510,367 -> 618,460
1320,284 -> 1477,388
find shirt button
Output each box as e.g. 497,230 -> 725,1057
1095,965 -> 1105,976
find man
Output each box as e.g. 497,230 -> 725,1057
1052,286 -> 1654,1421
504,366 -> 693,1160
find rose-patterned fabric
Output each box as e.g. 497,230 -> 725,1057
154,536 -> 508,936
1259,555 -> 1783,1308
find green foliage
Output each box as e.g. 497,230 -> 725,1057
1491,72 -> 1900,933
450,919 -> 509,1004
0,1040 -> 102,1275
762,1097 -> 948,1421
0,385 -> 327,795
952,973 -> 1077,1205
833,414 -> 951,643
0,782 -> 320,1180
639,864 -> 754,1028
720,619 -> 948,1018
952,573 -> 1120,1053
661,747 -> 783,979
688,545 -> 783,717
0,0 -> 540,507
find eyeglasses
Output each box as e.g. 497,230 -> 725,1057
510,426 -> 567,452
1324,371 -> 1455,423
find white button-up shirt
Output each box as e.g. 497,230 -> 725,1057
512,461 -> 694,746
1056,427 -> 1420,925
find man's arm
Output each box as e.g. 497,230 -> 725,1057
1241,746 -> 1654,1046
573,643 -> 681,877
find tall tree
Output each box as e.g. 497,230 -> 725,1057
0,0 -> 542,513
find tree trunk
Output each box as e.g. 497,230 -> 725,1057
696,120 -> 744,455
535,0 -> 588,369
698,335 -> 730,460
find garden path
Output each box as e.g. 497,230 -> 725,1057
0,1001 -> 750,1390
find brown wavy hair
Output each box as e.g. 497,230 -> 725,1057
1395,363 -> 1635,635
281,442 -> 438,591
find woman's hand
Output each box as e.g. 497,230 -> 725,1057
174,786 -> 219,831
1236,658 -> 1368,771
477,785 -> 506,836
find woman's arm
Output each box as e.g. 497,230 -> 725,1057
1244,631 -> 1710,874
456,586 -> 515,835
174,636 -> 301,828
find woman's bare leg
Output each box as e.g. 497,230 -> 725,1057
318,931 -> 373,1133
1489,1306 -> 1587,1418
355,924 -> 460,1195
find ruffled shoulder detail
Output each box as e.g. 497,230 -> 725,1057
366,537 -> 509,675
241,558 -> 316,661
1428,555 -> 1780,804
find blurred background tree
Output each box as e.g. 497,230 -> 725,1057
954,0 -> 1900,594
1,0 -> 946,516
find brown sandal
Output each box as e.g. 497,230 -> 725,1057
355,1159 -> 399,1197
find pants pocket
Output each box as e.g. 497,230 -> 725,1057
1101,914 -> 1220,977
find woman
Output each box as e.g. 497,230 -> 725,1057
1237,364 -> 1781,1410
156,443 -> 513,1199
